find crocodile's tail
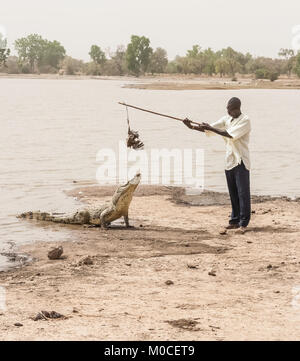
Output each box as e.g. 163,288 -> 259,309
17,210 -> 91,225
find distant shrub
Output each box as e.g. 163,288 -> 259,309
165,61 -> 178,74
255,68 -> 279,81
59,56 -> 84,75
20,64 -> 31,74
103,59 -> 124,76
38,65 -> 58,74
255,68 -> 268,79
0,56 -> 20,74
268,71 -> 279,82
84,62 -> 102,75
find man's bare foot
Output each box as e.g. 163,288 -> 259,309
235,226 -> 247,234
225,224 -> 240,230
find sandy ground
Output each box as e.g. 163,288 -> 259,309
123,75 -> 300,90
0,186 -> 300,341
1,73 -> 300,89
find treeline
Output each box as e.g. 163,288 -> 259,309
1,33 -> 300,80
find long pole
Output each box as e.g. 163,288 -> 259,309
118,102 -> 203,127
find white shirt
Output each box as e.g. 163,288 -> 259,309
205,114 -> 251,171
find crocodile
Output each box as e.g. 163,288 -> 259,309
17,173 -> 141,228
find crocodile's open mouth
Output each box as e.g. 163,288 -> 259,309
129,173 -> 141,185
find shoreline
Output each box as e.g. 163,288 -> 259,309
1,186 -> 299,273
1,73 -> 300,90
1,185 -> 300,340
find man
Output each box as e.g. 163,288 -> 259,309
183,97 -> 251,234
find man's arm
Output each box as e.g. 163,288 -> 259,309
202,122 -> 232,139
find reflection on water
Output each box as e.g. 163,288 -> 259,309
0,78 -> 300,261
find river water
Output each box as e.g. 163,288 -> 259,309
0,78 -> 300,269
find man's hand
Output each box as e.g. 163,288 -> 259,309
183,118 -> 193,129
183,118 -> 205,132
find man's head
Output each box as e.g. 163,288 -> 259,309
227,97 -> 241,118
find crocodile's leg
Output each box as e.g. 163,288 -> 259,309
100,206 -> 114,229
124,214 -> 134,228
124,215 -> 130,228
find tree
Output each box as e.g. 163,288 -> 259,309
215,57 -> 229,77
14,34 -> 65,73
15,34 -> 46,72
110,45 -> 127,75
187,45 -> 201,58
126,35 -> 153,76
278,48 -> 295,77
294,52 -> 300,78
174,56 -> 191,74
202,48 -> 216,75
0,32 -> 10,67
41,40 -> 66,69
186,45 -> 205,74
220,47 -> 241,77
149,47 -> 168,74
236,52 -> 252,74
89,45 -> 106,65
185,46 -> 217,75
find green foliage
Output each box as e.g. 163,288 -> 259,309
255,68 -> 269,79
15,34 -> 45,72
173,56 -> 190,74
165,61 -> 179,74
185,45 -> 216,74
187,45 -> 201,58
278,48 -> 295,77
215,57 -> 229,77
294,52 -> 300,78
126,35 -> 153,76
8,31 -> 298,79
0,33 -> 10,67
89,45 -> 106,65
202,48 -> 216,75
255,68 -> 279,81
0,48 -> 10,67
219,47 -> 241,76
14,34 -> 65,73
41,40 -> 66,69
149,47 -> 168,74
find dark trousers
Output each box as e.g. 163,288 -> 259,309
225,161 -> 251,227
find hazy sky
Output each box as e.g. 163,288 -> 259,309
2,0 -> 300,60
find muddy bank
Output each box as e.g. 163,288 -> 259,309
67,184 -> 299,206
123,77 -> 300,90
1,73 -> 300,90
1,185 -> 298,273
